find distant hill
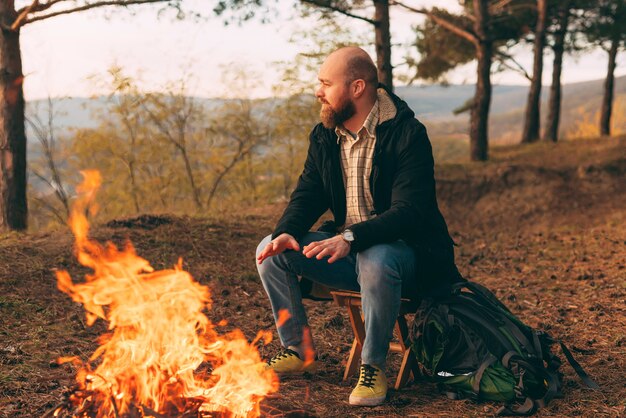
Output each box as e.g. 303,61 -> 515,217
25,96 -> 228,133
26,75 -> 625,163
399,75 -> 626,161
397,75 -> 626,121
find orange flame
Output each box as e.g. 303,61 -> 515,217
276,309 -> 291,328
301,327 -> 315,367
56,171 -> 278,417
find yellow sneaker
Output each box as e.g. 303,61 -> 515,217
266,348 -> 318,375
349,364 -> 388,406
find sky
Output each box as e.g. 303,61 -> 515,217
20,0 -> 625,101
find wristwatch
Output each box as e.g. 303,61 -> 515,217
341,229 -> 355,245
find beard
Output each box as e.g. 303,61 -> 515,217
320,96 -> 356,129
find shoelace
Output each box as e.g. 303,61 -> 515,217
357,364 -> 378,388
267,348 -> 300,366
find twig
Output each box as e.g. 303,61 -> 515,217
21,0 -> 170,26
41,401 -> 66,418
301,0 -> 378,25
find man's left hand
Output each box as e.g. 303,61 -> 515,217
302,235 -> 351,263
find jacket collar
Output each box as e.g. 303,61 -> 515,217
315,83 -> 414,146
378,88 -> 397,124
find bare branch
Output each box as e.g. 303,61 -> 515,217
19,0 -> 171,27
25,116 -> 47,142
494,50 -> 532,81
13,0 -> 41,30
391,1 -> 479,46
301,0 -> 378,26
26,98 -> 71,215
31,193 -> 66,224
489,0 -> 515,15
31,169 -> 56,193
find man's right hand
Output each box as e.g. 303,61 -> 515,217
257,233 -> 300,264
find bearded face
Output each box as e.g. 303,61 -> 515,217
319,92 -> 356,129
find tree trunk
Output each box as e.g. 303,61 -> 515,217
521,0 -> 547,144
600,37 -> 618,137
206,147 -> 250,210
0,5 -> 27,231
544,3 -> 569,142
179,146 -> 203,211
128,160 -> 140,214
471,43 -> 492,161
469,0 -> 491,161
373,0 -> 393,90
120,114 -> 141,214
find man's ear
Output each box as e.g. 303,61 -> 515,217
352,79 -> 366,98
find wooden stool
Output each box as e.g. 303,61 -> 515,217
330,290 -> 420,389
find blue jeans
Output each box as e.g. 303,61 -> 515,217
255,231 -> 416,368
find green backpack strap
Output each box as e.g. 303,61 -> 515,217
440,353 -> 498,401
500,350 -> 562,415
456,281 -> 515,315
455,283 -> 537,351
472,353 -> 498,394
496,351 -> 553,416
459,281 -> 600,390
559,342 -> 601,389
497,397 -> 537,416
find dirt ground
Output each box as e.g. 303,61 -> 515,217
0,138 -> 624,417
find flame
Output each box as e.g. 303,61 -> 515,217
56,170 -> 278,417
301,327 -> 315,367
276,309 -> 291,328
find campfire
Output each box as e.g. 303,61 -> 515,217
50,171 -> 278,417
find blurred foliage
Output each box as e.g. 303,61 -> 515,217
583,0 -> 626,49
24,1 -> 626,229
273,16 -> 370,96
568,96 -> 626,138
26,99 -> 76,230
27,66 -> 319,230
409,8 -> 475,84
410,2 -> 534,84
212,0 -> 281,24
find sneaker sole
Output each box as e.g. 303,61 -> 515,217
348,394 -> 386,406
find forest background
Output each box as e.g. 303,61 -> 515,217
16,0 -> 626,231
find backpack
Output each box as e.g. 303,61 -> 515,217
409,280 -> 599,416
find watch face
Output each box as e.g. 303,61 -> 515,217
343,230 -> 354,242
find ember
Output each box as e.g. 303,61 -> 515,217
51,171 -> 278,417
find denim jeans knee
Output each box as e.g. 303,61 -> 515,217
255,233 -> 415,369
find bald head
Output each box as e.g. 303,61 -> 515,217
316,46 -> 379,130
326,47 -> 379,87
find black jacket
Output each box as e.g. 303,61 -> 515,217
272,87 -> 461,296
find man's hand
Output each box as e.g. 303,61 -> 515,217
257,233 -> 300,264
302,235 -> 350,264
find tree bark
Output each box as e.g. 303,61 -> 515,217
521,0 -> 547,144
179,146 -> 203,211
119,114 -> 141,213
600,36 -> 619,137
128,160 -> 140,213
469,0 -> 491,161
373,0 -> 393,90
0,4 -> 27,231
544,3 -> 569,142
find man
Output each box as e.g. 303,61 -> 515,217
256,47 -> 461,406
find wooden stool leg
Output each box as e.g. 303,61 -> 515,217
331,291 -> 419,388
395,349 -> 418,389
344,338 -> 361,380
343,303 -> 365,381
393,314 -> 418,389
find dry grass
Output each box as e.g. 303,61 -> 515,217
0,137 -> 624,417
